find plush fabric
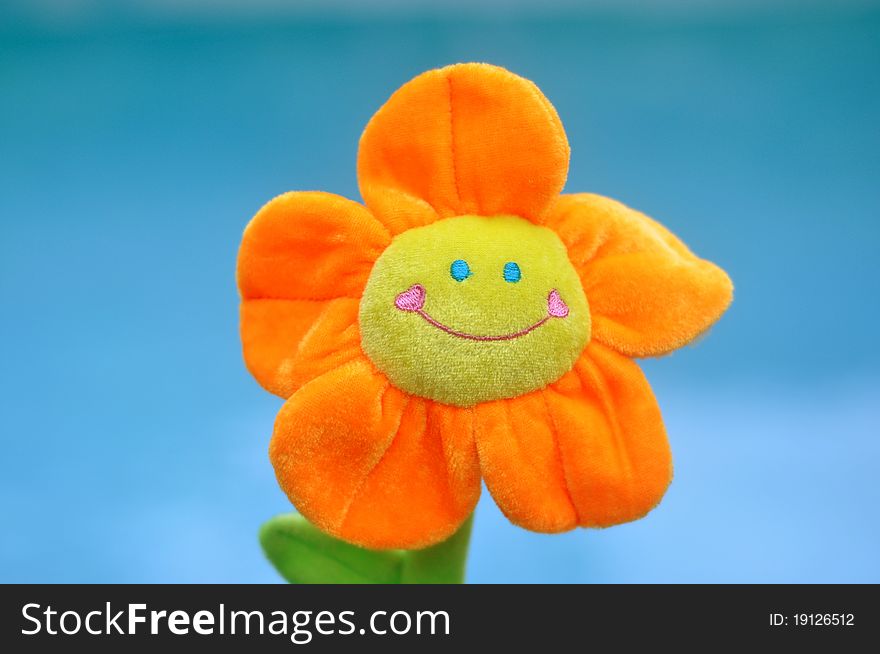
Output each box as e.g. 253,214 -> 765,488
237,63 -> 733,550
269,359 -> 482,550
357,63 -> 569,233
474,342 -> 671,532
542,193 -> 733,357
238,191 -> 390,397
358,214 -> 591,407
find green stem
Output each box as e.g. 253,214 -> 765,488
259,512 -> 475,584
399,513 -> 474,584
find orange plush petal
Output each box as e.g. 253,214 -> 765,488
240,298 -> 363,398
237,191 -> 390,397
473,395 -> 578,532
545,193 -> 733,357
270,359 -> 481,550
475,341 -> 672,532
357,63 -> 570,234
237,191 -> 389,301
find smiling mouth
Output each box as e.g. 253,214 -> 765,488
394,284 -> 569,342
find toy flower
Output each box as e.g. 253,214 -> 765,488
238,63 -> 732,552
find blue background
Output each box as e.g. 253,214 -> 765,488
2,1 -> 878,582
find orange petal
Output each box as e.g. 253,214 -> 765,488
473,395 -> 579,532
237,191 -> 390,302
474,342 -> 672,532
237,191 -> 389,397
545,193 -> 733,357
270,359 -> 481,549
240,298 -> 362,398
548,342 -> 673,527
357,63 -> 570,233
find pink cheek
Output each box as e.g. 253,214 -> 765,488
547,289 -> 569,318
395,284 -> 426,312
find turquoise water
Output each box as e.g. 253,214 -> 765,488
1,6 -> 879,582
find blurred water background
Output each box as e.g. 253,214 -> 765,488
1,0 -> 878,582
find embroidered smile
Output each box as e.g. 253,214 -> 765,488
394,284 -> 570,342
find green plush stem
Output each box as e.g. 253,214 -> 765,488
259,513 -> 474,584
399,514 -> 473,584
259,514 -> 403,584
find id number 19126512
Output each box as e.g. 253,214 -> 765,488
770,613 -> 854,627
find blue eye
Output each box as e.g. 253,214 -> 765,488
450,259 -> 472,282
503,261 -> 521,283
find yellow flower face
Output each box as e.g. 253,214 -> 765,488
359,215 -> 591,407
